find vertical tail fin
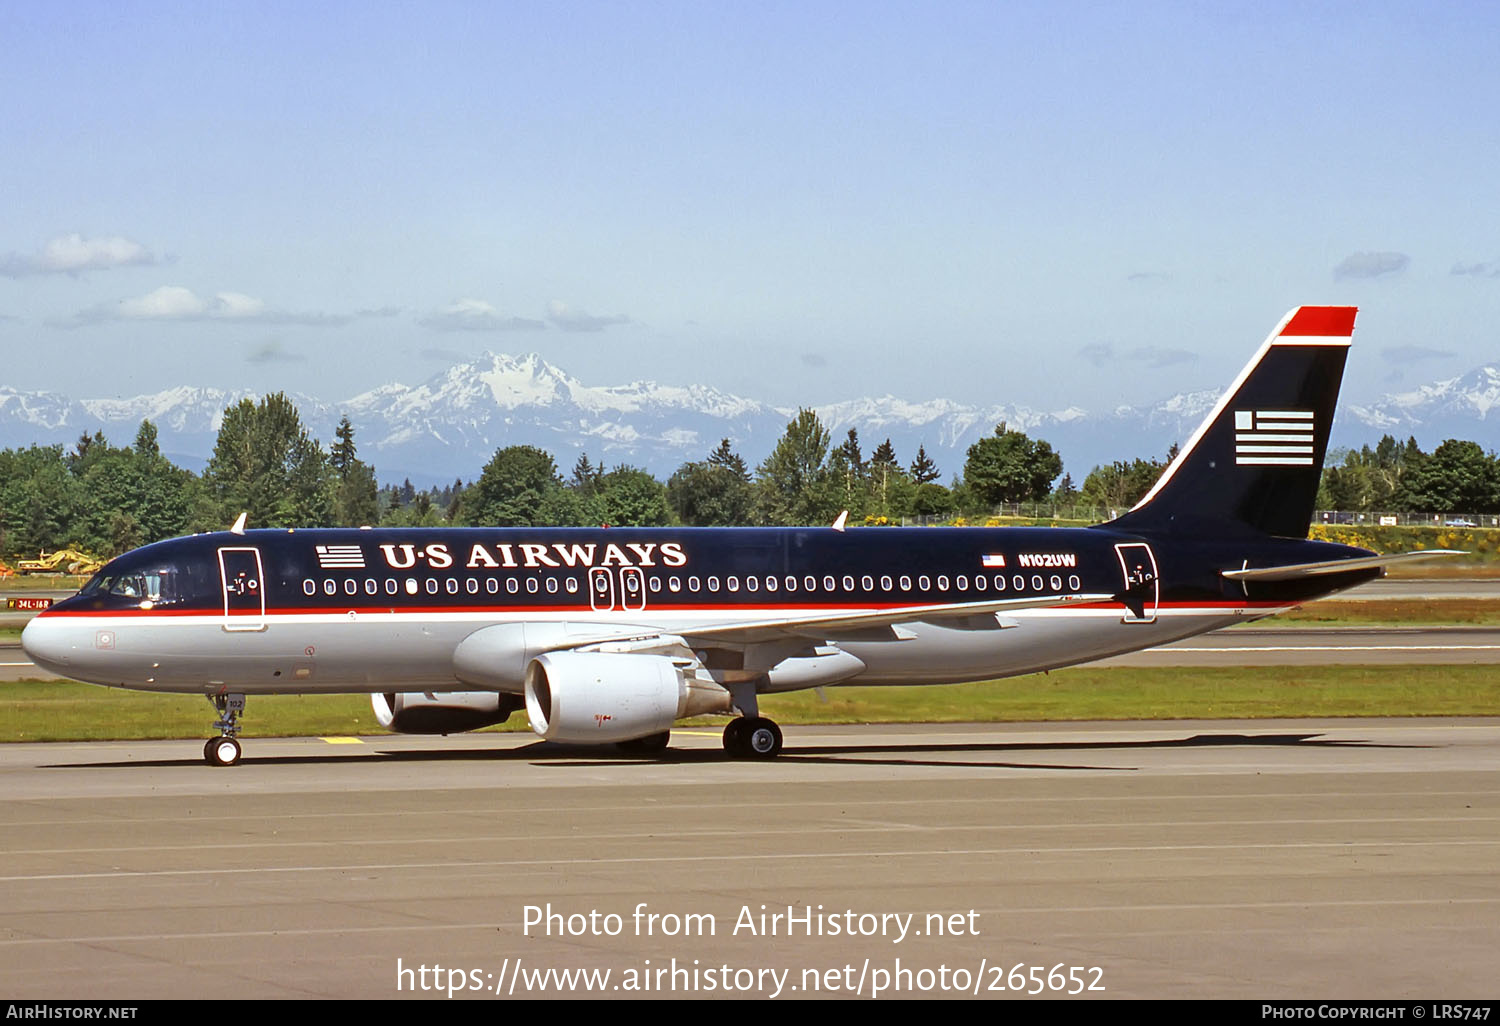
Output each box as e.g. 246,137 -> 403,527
1108,306 -> 1355,538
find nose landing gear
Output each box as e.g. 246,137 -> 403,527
204,693 -> 246,766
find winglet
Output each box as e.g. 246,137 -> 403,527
832,510 -> 848,532
230,512 -> 248,535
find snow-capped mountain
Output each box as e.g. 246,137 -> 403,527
1,352 -> 1496,487
1347,366 -> 1500,438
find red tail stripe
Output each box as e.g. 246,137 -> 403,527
1279,306 -> 1357,337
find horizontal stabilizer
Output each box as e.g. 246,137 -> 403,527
1221,550 -> 1465,582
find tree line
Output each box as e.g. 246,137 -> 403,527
1,392 -> 1497,561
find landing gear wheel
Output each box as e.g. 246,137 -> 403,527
725,717 -> 782,759
204,693 -> 246,767
616,730 -> 671,754
723,718 -> 748,754
742,717 -> 783,759
205,736 -> 242,767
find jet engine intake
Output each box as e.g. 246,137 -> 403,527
524,651 -> 730,743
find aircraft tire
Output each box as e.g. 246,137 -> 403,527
741,717 -> 783,759
723,718 -> 748,755
206,736 -> 242,767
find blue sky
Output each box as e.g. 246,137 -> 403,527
3,1 -> 1499,419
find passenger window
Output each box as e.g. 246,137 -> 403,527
727,576 -> 739,592
405,579 -> 418,595
918,575 -> 930,591
386,579 -> 398,595
764,575 -> 776,592
486,578 -> 498,594
526,578 -> 538,594
899,575 -> 912,591
804,576 -> 817,592
956,575 -> 968,590
506,578 -> 519,594
669,576 -> 681,592
1069,575 -> 1081,591
323,580 -> 336,596
1050,575 -> 1062,591
784,576 -> 797,591
365,579 -> 378,595
688,576 -> 701,592
994,575 -> 1005,590
467,578 -> 479,594
426,579 -> 439,595
937,575 -> 949,590
1013,575 -> 1024,591
707,576 -> 720,592
745,575 -> 758,592
302,580 -> 316,596
445,578 -> 458,594
1031,575 -> 1044,591
547,577 -> 559,594
880,575 -> 892,590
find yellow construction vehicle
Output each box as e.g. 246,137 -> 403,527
15,549 -> 104,575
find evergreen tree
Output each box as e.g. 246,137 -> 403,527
909,444 -> 940,485
755,409 -> 839,526
707,438 -> 750,481
328,416 -> 379,526
203,393 -> 333,527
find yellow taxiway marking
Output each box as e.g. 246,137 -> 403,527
318,737 -> 365,745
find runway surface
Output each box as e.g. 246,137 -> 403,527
1,720 -> 1497,999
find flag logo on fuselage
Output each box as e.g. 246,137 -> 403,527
315,544 -> 366,569
1234,410 -> 1314,466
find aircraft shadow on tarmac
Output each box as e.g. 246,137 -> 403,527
47,730 -> 1429,772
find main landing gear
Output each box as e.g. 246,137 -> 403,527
723,717 -> 783,759
204,693 -> 246,766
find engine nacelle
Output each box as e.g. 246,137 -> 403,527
524,651 -> 730,744
372,691 -> 523,734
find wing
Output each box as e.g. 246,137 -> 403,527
678,592 -> 1115,645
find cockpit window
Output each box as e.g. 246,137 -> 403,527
82,568 -> 181,604
77,553 -> 216,610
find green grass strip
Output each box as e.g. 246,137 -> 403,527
3,664 -> 1497,742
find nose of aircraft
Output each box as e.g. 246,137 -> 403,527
21,615 -> 73,675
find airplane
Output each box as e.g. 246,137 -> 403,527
20,305 -> 1452,766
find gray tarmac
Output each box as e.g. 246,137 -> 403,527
1,719 -> 1497,1000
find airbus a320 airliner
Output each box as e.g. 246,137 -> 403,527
23,306 -> 1444,765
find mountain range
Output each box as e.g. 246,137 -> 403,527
3,353 -> 1499,488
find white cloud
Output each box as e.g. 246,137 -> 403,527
118,285 -> 211,319
1333,251 -> 1409,280
69,286 -> 351,326
0,233 -> 155,277
419,298 -> 546,332
547,299 -> 630,333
